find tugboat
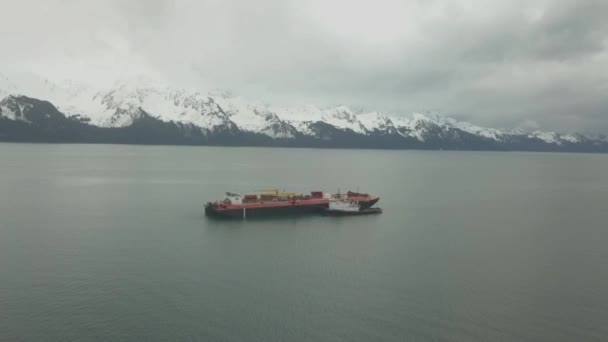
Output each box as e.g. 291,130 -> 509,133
204,189 -> 380,219
323,199 -> 383,216
344,191 -> 380,210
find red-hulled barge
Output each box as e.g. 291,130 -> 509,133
205,189 -> 380,219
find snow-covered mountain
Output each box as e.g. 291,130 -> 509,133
0,72 -> 605,152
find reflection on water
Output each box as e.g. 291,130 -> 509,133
1,144 -> 607,341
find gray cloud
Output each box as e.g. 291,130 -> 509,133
1,0 -> 607,133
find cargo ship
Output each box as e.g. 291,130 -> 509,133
204,189 -> 380,219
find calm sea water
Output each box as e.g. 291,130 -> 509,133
1,143 -> 607,341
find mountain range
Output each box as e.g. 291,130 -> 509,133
1,72 -> 607,152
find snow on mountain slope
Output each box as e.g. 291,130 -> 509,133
560,134 -> 581,143
527,131 -> 582,144
387,113 -> 508,142
390,113 -> 439,141
358,112 -> 396,133
212,95 -> 297,138
320,106 -> 368,134
0,71 -> 106,124
236,103 -> 372,137
213,95 -> 265,132
444,118 -> 505,141
289,119 -> 316,136
273,104 -> 325,123
529,131 -> 558,144
87,81 -> 230,129
0,96 -> 32,123
0,71 -> 599,146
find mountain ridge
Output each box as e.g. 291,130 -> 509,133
1,73 -> 607,152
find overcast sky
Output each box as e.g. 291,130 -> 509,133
1,0 -> 607,132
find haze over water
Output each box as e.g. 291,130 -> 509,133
1,143 -> 607,341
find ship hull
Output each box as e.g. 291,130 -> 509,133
358,197 -> 380,210
324,208 -> 382,216
205,202 -> 329,219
